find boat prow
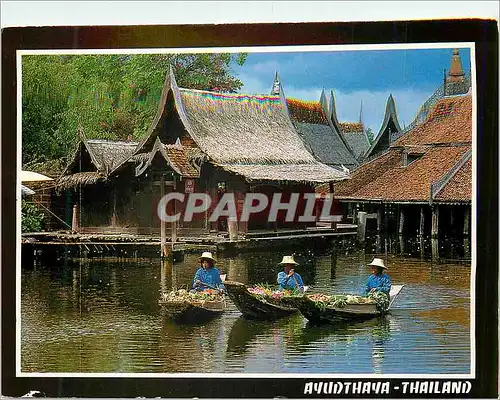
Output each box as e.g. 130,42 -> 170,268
159,293 -> 226,323
290,285 -> 405,325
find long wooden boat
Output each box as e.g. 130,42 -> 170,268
224,281 -> 302,320
158,294 -> 226,323
288,285 -> 405,325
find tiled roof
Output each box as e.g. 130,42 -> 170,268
335,146 -> 470,202
343,131 -> 370,160
163,145 -> 200,178
434,158 -> 472,202
286,98 -> 358,168
393,94 -> 472,146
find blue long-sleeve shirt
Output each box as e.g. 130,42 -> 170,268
192,267 -> 225,291
363,273 -> 391,296
277,271 -> 304,292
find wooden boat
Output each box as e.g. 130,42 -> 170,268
158,293 -> 226,323
288,285 -> 405,325
224,281 -> 303,320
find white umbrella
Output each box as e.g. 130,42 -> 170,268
21,185 -> 36,196
21,170 -> 53,182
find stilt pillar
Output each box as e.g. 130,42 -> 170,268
71,204 -> 79,233
431,205 -> 439,238
432,237 -> 439,260
463,207 -> 470,238
377,206 -> 382,234
398,206 -> 405,235
171,176 -> 177,246
419,207 -> 425,237
357,211 -> 367,244
160,175 -> 167,258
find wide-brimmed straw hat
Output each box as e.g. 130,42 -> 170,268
367,258 -> 387,270
199,252 -> 216,263
279,256 -> 299,266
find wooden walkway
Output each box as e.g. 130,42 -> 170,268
21,225 -> 358,261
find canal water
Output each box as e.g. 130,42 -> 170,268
21,244 -> 471,374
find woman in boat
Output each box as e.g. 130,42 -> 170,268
277,256 -> 305,293
363,258 -> 391,298
192,252 -> 226,293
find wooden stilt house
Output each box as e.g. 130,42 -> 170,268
334,91 -> 472,244
56,67 -> 348,238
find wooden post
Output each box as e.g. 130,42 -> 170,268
463,207 -> 470,238
431,205 -> 439,238
377,206 -> 382,234
171,176 -> 177,246
432,237 -> 439,260
110,185 -> 117,227
329,182 -> 336,230
357,211 -> 367,244
398,206 -> 405,236
71,204 -> 79,232
419,207 -> 425,237
160,175 -> 167,258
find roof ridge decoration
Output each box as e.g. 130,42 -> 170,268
328,90 -> 357,156
447,48 -> 465,83
59,127 -> 104,179
364,94 -> 402,159
430,147 -> 471,203
78,126 -> 104,172
271,71 -> 281,95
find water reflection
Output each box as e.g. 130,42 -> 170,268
21,244 -> 471,374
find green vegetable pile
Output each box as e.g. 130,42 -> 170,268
308,291 -> 389,312
160,289 -> 223,304
247,284 -> 303,303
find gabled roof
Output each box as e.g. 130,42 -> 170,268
365,94 -> 402,159
335,91 -> 472,204
134,137 -> 200,178
433,158 -> 472,202
431,148 -> 472,203
61,127 -> 138,177
124,67 -> 347,184
86,139 -> 138,173
335,145 -> 470,202
285,97 -> 358,168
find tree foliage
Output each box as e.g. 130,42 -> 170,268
22,53 -> 247,172
365,127 -> 375,144
21,200 -> 45,233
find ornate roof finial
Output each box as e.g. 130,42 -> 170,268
271,71 -> 281,95
446,48 -> 465,83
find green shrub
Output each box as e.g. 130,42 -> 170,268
21,200 -> 45,233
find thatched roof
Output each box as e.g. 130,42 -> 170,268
56,171 -> 104,190
61,126 -> 138,178
286,98 -> 358,169
216,162 -> 347,183
178,89 -> 318,164
86,139 -> 138,173
125,67 -> 348,184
